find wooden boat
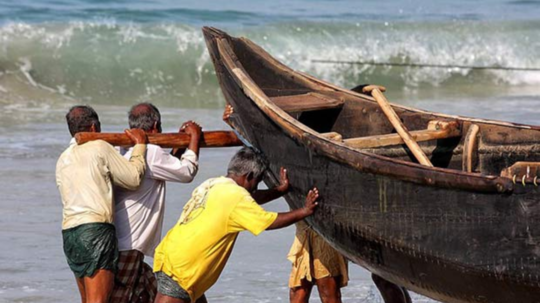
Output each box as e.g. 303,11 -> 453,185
202,27 -> 540,303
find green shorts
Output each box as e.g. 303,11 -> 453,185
62,222 -> 118,278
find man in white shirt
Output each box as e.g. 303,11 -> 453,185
111,102 -> 201,303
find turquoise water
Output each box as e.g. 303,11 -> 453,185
0,1 -> 539,302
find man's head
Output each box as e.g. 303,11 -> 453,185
227,147 -> 267,193
128,102 -> 162,134
66,105 -> 101,137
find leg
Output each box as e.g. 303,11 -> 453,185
84,269 -> 115,303
403,288 -> 412,303
290,278 -> 314,303
75,276 -> 87,303
372,274 -> 412,303
315,276 -> 342,303
154,292 -> 190,303
195,294 -> 208,303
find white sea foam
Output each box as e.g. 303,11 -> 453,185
0,20 -> 538,109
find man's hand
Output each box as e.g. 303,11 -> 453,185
222,104 -> 234,124
181,121 -> 202,139
125,128 -> 147,145
302,187 -> 319,216
176,120 -> 202,157
266,186 -> 319,230
275,167 -> 289,194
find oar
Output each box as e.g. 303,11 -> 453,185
75,131 -> 243,148
362,85 -> 433,167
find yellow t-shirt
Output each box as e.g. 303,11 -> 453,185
153,177 -> 278,302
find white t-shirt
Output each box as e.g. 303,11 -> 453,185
114,144 -> 198,256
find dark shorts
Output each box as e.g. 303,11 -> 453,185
156,271 -> 191,301
62,222 -> 118,278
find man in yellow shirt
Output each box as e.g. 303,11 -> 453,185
154,147 -> 319,303
56,105 -> 147,303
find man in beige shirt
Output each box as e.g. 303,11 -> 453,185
56,105 -> 147,303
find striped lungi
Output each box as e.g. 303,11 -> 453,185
110,250 -> 157,303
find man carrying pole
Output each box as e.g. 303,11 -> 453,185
56,105 -> 147,303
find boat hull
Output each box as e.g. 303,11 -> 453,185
203,27 -> 540,303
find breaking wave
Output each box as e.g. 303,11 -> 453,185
0,20 -> 539,108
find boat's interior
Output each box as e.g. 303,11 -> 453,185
226,36 -> 540,183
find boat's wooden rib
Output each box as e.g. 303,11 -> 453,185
203,26 -> 540,303
462,124 -> 480,173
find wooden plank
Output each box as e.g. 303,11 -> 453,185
270,93 -> 344,113
344,121 -> 460,149
320,132 -> 343,141
462,124 -> 480,172
75,131 -> 243,148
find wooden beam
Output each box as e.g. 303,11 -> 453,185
270,92 -> 344,113
344,121 -> 460,149
75,131 -> 243,148
320,132 -> 343,141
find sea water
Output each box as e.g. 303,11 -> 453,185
0,1 -> 539,302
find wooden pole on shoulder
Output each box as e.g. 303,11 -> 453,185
75,131 -> 243,148
362,85 -> 433,167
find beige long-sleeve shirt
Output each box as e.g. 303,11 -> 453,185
56,138 -> 146,230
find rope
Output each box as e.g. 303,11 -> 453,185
311,59 -> 540,72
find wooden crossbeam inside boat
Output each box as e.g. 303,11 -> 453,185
320,132 -> 343,141
344,120 -> 461,149
270,92 -> 344,113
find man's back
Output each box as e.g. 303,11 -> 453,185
114,144 -> 198,256
153,177 -> 278,301
57,139 -> 146,230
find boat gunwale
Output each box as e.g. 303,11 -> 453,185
208,27 -> 515,194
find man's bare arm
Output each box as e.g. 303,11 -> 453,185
253,167 -> 289,205
172,121 -> 202,158
267,188 -> 318,230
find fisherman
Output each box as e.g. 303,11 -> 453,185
153,147 -> 319,303
288,221 -> 349,303
56,105 -> 147,303
111,102 -> 202,303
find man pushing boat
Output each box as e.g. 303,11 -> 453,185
153,147 -> 320,303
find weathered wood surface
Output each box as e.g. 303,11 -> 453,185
270,92 -> 344,113
75,131 -> 243,148
344,120 -> 461,149
462,124 -> 480,172
363,85 -> 433,167
203,26 -> 540,303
